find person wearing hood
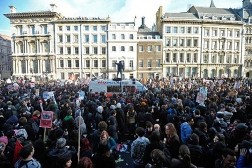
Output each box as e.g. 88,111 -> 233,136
74,116 -> 87,137
95,106 -> 103,129
62,109 -> 75,134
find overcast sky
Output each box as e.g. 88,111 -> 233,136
0,0 -> 242,35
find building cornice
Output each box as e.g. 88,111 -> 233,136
4,11 -> 62,19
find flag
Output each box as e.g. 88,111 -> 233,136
13,139 -> 23,165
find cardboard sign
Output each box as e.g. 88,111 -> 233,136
196,92 -> 207,104
39,111 -> 53,128
79,90 -> 85,100
30,82 -> 35,88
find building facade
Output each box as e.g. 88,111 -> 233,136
137,17 -> 163,79
156,2 -> 244,79
0,34 -> 12,79
107,22 -> 138,79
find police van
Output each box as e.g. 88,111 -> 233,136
89,79 -> 147,97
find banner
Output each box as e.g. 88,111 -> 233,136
39,111 -> 53,128
42,91 -> 54,100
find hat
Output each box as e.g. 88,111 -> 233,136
7,101 -> 12,105
56,138 -> 66,148
110,105 -> 116,110
0,136 -> 8,145
97,106 -> 103,113
116,103 -> 121,109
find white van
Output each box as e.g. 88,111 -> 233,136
89,79 -> 147,97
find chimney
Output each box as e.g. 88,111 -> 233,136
141,17 -> 145,26
9,6 -> 16,13
50,4 -> 57,12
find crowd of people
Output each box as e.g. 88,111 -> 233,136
0,77 -> 252,168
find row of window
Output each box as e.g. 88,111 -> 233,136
58,34 -> 106,43
138,59 -> 161,68
111,34 -> 134,40
203,54 -> 239,64
111,46 -> 134,52
59,59 -> 106,68
165,38 -> 198,47
165,26 -> 241,38
16,42 -> 49,53
138,45 -> 161,52
58,25 -> 107,32
203,40 -> 240,50
16,25 -> 48,35
58,46 -> 106,55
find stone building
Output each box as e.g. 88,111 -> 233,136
0,34 -> 12,79
137,17 -> 162,79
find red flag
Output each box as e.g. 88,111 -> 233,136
13,139 -> 23,165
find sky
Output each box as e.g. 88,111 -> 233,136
0,0 -> 242,36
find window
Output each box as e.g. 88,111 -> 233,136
156,45 -> 161,52
112,34 -> 116,39
59,47 -> 63,54
85,47 -> 89,54
147,45 -> 152,52
84,26 -> 89,31
219,55 -> 224,63
166,38 -> 171,46
186,53 -> 191,62
234,55 -> 239,63
102,60 -> 106,67
30,25 -> 35,35
147,60 -> 152,67
139,45 -> 143,52
166,26 -> 171,33
220,41 -> 225,50
93,35 -> 97,43
74,26 -> 78,31
93,26 -> 97,31
220,29 -> 225,36
73,35 -> 78,43
139,60 -> 143,67
61,73 -> 64,79
58,35 -> 63,42
94,60 -> 98,67
75,60 -> 79,67
227,41 -> 232,50
204,40 -> 209,49
204,29 -> 210,36
30,42 -> 36,53
129,60 -> 133,68
67,47 -> 71,54
156,59 -> 161,67
121,46 -> 125,51
187,27 -> 192,34
67,60 -> 71,67
129,34 -> 133,39
75,47 -> 79,54
93,47 -> 98,54
211,54 -> 216,63
66,26 -> 70,31
166,53 -> 170,62
226,55 -> 232,63
235,30 -> 240,37
173,27 -> 178,33
129,46 -> 133,51
235,42 -> 239,50
66,35 -> 70,43
180,39 -> 185,47
86,60 -> 90,68
101,26 -> 106,31
194,27 -> 198,34
187,39 -> 191,47
101,35 -> 106,43
193,39 -> 198,47
58,26 -> 62,31
228,30 -> 232,37
212,41 -> 217,49
60,60 -> 64,68
193,53 -> 198,63
173,53 -> 177,62
180,53 -> 184,62
102,47 -> 106,54
42,42 -> 49,53
173,39 -> 178,47
212,29 -> 217,36
112,46 -> 116,51
84,35 -> 89,43
42,25 -> 48,34
180,27 -> 185,33
203,54 -> 209,63
121,34 -> 125,39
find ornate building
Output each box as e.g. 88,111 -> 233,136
156,1 -> 244,78
0,34 -> 12,79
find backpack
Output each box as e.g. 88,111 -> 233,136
31,120 -> 40,133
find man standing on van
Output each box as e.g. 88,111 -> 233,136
116,61 -> 124,79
